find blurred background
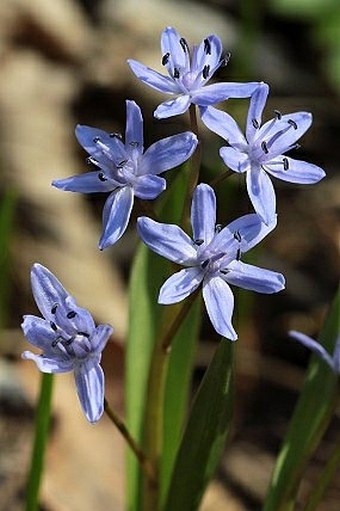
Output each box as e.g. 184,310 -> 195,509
0,0 -> 339,509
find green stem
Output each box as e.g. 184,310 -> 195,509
25,373 -> 54,511
142,293 -> 199,510
104,399 -> 156,484
302,433 -> 340,511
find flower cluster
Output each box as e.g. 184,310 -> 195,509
21,26 -> 326,422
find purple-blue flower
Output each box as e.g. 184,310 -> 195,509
290,330 -> 340,374
137,183 -> 285,340
128,26 -> 262,119
201,83 -> 326,225
53,100 -> 197,249
21,264 -> 113,423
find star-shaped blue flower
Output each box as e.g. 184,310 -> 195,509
128,27 -> 262,119
21,264 -> 113,423
53,100 -> 197,249
201,83 -> 326,225
137,183 -> 285,340
290,330 -> 340,374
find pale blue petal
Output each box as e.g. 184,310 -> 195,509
99,187 -> 134,249
246,83 -> 269,142
161,27 -> 188,72
246,166 -> 276,225
125,100 -> 144,154
133,175 -> 166,200
21,315 -> 56,354
202,276 -> 237,340
220,147 -> 250,172
127,59 -> 179,94
154,95 -> 191,119
139,132 -> 197,175
200,106 -> 246,146
192,35 -> 223,78
52,172 -> 117,193
158,267 -> 204,304
226,213 -> 277,252
137,217 -> 197,265
191,183 -> 216,245
58,296 -> 95,335
75,125 -> 127,163
91,324 -> 114,353
192,81 -> 261,106
22,351 -> 73,373
224,260 -> 285,293
265,157 -> 326,184
74,361 -> 105,423
31,264 -> 69,320
289,331 -> 336,372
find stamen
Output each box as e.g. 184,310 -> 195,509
215,224 -> 223,233
283,157 -> 289,170
204,38 -> 211,55
288,119 -> 298,130
274,110 -> 282,120
50,321 -> 58,332
51,303 -> 58,314
292,143 -> 301,150
52,335 -> 66,348
162,52 -> 170,66
261,141 -> 269,154
252,119 -> 260,129
233,230 -> 241,242
86,156 -> 99,167
129,141 -> 139,147
117,159 -> 128,169
93,136 -> 100,143
78,331 -> 90,338
67,310 -> 77,319
201,259 -> 209,269
110,132 -> 123,140
220,269 -> 230,275
98,172 -> 107,182
194,239 -> 204,246
65,336 -> 75,345
179,38 -> 189,53
220,52 -> 231,67
236,248 -> 241,261
202,65 -> 210,79
173,68 -> 180,79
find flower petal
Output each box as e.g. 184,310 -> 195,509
246,83 -> 269,142
200,106 -> 246,146
139,132 -> 197,175
220,147 -> 250,172
161,27 -> 188,72
154,95 -> 191,119
265,157 -> 326,184
133,175 -> 166,200
192,81 -> 262,106
52,171 -> 116,193
137,216 -> 197,265
74,360 -> 105,423
224,260 -> 285,293
127,59 -> 179,94
202,276 -> 237,340
289,330 -> 336,372
99,187 -> 134,249
226,213 -> 277,252
21,315 -> 57,354
246,166 -> 276,225
91,324 -> 114,353
191,184 -> 216,245
22,351 -> 73,373
75,125 -> 127,163
192,35 -> 223,78
158,267 -> 204,304
125,100 -> 144,154
31,264 -> 69,320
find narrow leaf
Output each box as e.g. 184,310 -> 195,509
165,339 -> 234,511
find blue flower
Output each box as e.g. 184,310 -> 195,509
290,330 -> 340,374
128,27 -> 262,119
21,264 -> 113,423
137,183 -> 285,340
53,100 -> 197,249
201,83 -> 326,225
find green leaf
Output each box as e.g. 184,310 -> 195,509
165,339 -> 234,511
263,287 -> 340,511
